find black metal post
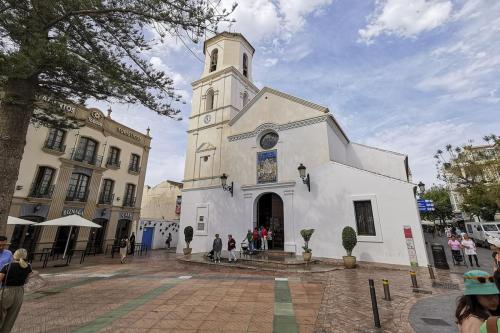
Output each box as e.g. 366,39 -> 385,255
411,271 -> 418,289
428,265 -> 436,280
382,279 -> 391,301
369,279 -> 381,328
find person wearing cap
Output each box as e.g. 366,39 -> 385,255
456,270 -> 500,332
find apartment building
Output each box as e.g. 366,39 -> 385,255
7,102 -> 151,254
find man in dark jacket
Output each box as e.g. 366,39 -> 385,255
213,234 -> 223,264
129,232 -> 135,255
228,234 -> 237,262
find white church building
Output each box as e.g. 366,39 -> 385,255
177,32 -> 428,266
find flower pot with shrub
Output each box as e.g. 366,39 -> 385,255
300,229 -> 315,261
183,226 -> 193,255
342,226 -> 357,268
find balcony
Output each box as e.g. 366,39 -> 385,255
70,148 -> 103,166
106,159 -> 121,170
65,186 -> 89,203
28,183 -> 54,199
128,165 -> 141,175
122,196 -> 136,207
42,141 -> 66,155
98,193 -> 114,205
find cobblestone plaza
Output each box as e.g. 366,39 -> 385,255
15,249 -> 463,333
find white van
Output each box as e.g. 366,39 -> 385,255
465,222 -> 500,247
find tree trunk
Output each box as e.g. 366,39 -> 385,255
0,78 -> 35,236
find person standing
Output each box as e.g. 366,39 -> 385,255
129,232 -> 135,255
268,230 -> 273,250
261,226 -> 268,251
0,249 -> 32,333
253,228 -> 259,250
462,234 -> 480,267
119,237 -> 128,264
246,230 -> 253,252
213,234 -> 223,264
166,233 -> 172,249
448,235 -> 462,263
228,235 -> 237,263
0,237 -> 13,270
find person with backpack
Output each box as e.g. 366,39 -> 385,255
119,237 -> 128,264
212,234 -> 223,264
455,270 -> 500,332
165,233 -> 172,249
0,249 -> 32,333
228,234 -> 237,263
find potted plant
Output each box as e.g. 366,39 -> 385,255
183,226 -> 193,255
300,229 -> 315,261
342,226 -> 357,268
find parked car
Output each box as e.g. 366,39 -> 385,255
465,222 -> 500,247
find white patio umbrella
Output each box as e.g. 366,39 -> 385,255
35,215 -> 101,258
7,216 -> 35,225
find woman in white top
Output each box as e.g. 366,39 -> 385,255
462,233 -> 480,267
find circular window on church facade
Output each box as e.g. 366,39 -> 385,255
260,132 -> 279,150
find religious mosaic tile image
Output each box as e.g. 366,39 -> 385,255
257,150 -> 277,183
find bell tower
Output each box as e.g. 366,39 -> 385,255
183,32 -> 259,190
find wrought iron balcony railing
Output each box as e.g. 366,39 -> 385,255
122,196 -> 136,207
98,193 -> 114,205
70,148 -> 103,166
28,183 -> 54,199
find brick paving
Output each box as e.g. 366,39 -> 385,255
12,250 -> 464,332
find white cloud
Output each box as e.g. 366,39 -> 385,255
359,0 -> 453,44
264,58 -> 279,67
145,154 -> 186,185
219,0 -> 332,44
149,56 -> 187,86
363,121 -> 473,185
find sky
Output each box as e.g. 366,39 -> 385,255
96,0 -> 500,188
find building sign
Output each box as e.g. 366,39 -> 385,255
257,150 -> 277,184
119,212 -> 133,220
37,95 -> 76,114
87,110 -> 103,127
403,226 -> 418,270
417,199 -> 435,212
117,127 -> 141,141
62,207 -> 84,216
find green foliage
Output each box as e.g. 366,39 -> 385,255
420,186 -> 454,223
342,226 -> 357,256
184,226 -> 193,248
0,0 -> 235,126
300,229 -> 314,253
434,135 -> 499,221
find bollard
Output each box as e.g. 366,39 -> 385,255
369,279 -> 382,328
382,279 -> 391,301
428,265 -> 436,280
410,271 -> 418,289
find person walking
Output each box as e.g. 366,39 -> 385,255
462,234 -> 480,267
448,235 -> 463,264
261,226 -> 268,251
455,270 -> 499,332
228,235 -> 237,263
246,230 -> 253,252
0,249 -> 32,333
129,232 -> 136,256
166,233 -> 172,249
119,237 -> 128,264
213,234 -> 223,264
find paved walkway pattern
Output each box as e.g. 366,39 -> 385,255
13,251 -> 464,332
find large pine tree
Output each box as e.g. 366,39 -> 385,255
0,0 -> 233,235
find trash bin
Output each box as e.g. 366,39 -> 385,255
431,243 -> 450,269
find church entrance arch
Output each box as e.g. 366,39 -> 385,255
255,193 -> 284,250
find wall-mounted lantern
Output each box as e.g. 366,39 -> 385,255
298,163 -> 311,192
220,173 -> 233,197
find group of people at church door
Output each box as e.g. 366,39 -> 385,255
246,227 -> 271,251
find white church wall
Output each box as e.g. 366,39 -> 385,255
137,219 -> 179,249
346,143 -> 408,181
292,161 -> 428,266
326,123 -> 348,163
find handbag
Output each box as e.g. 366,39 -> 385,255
487,316 -> 499,333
